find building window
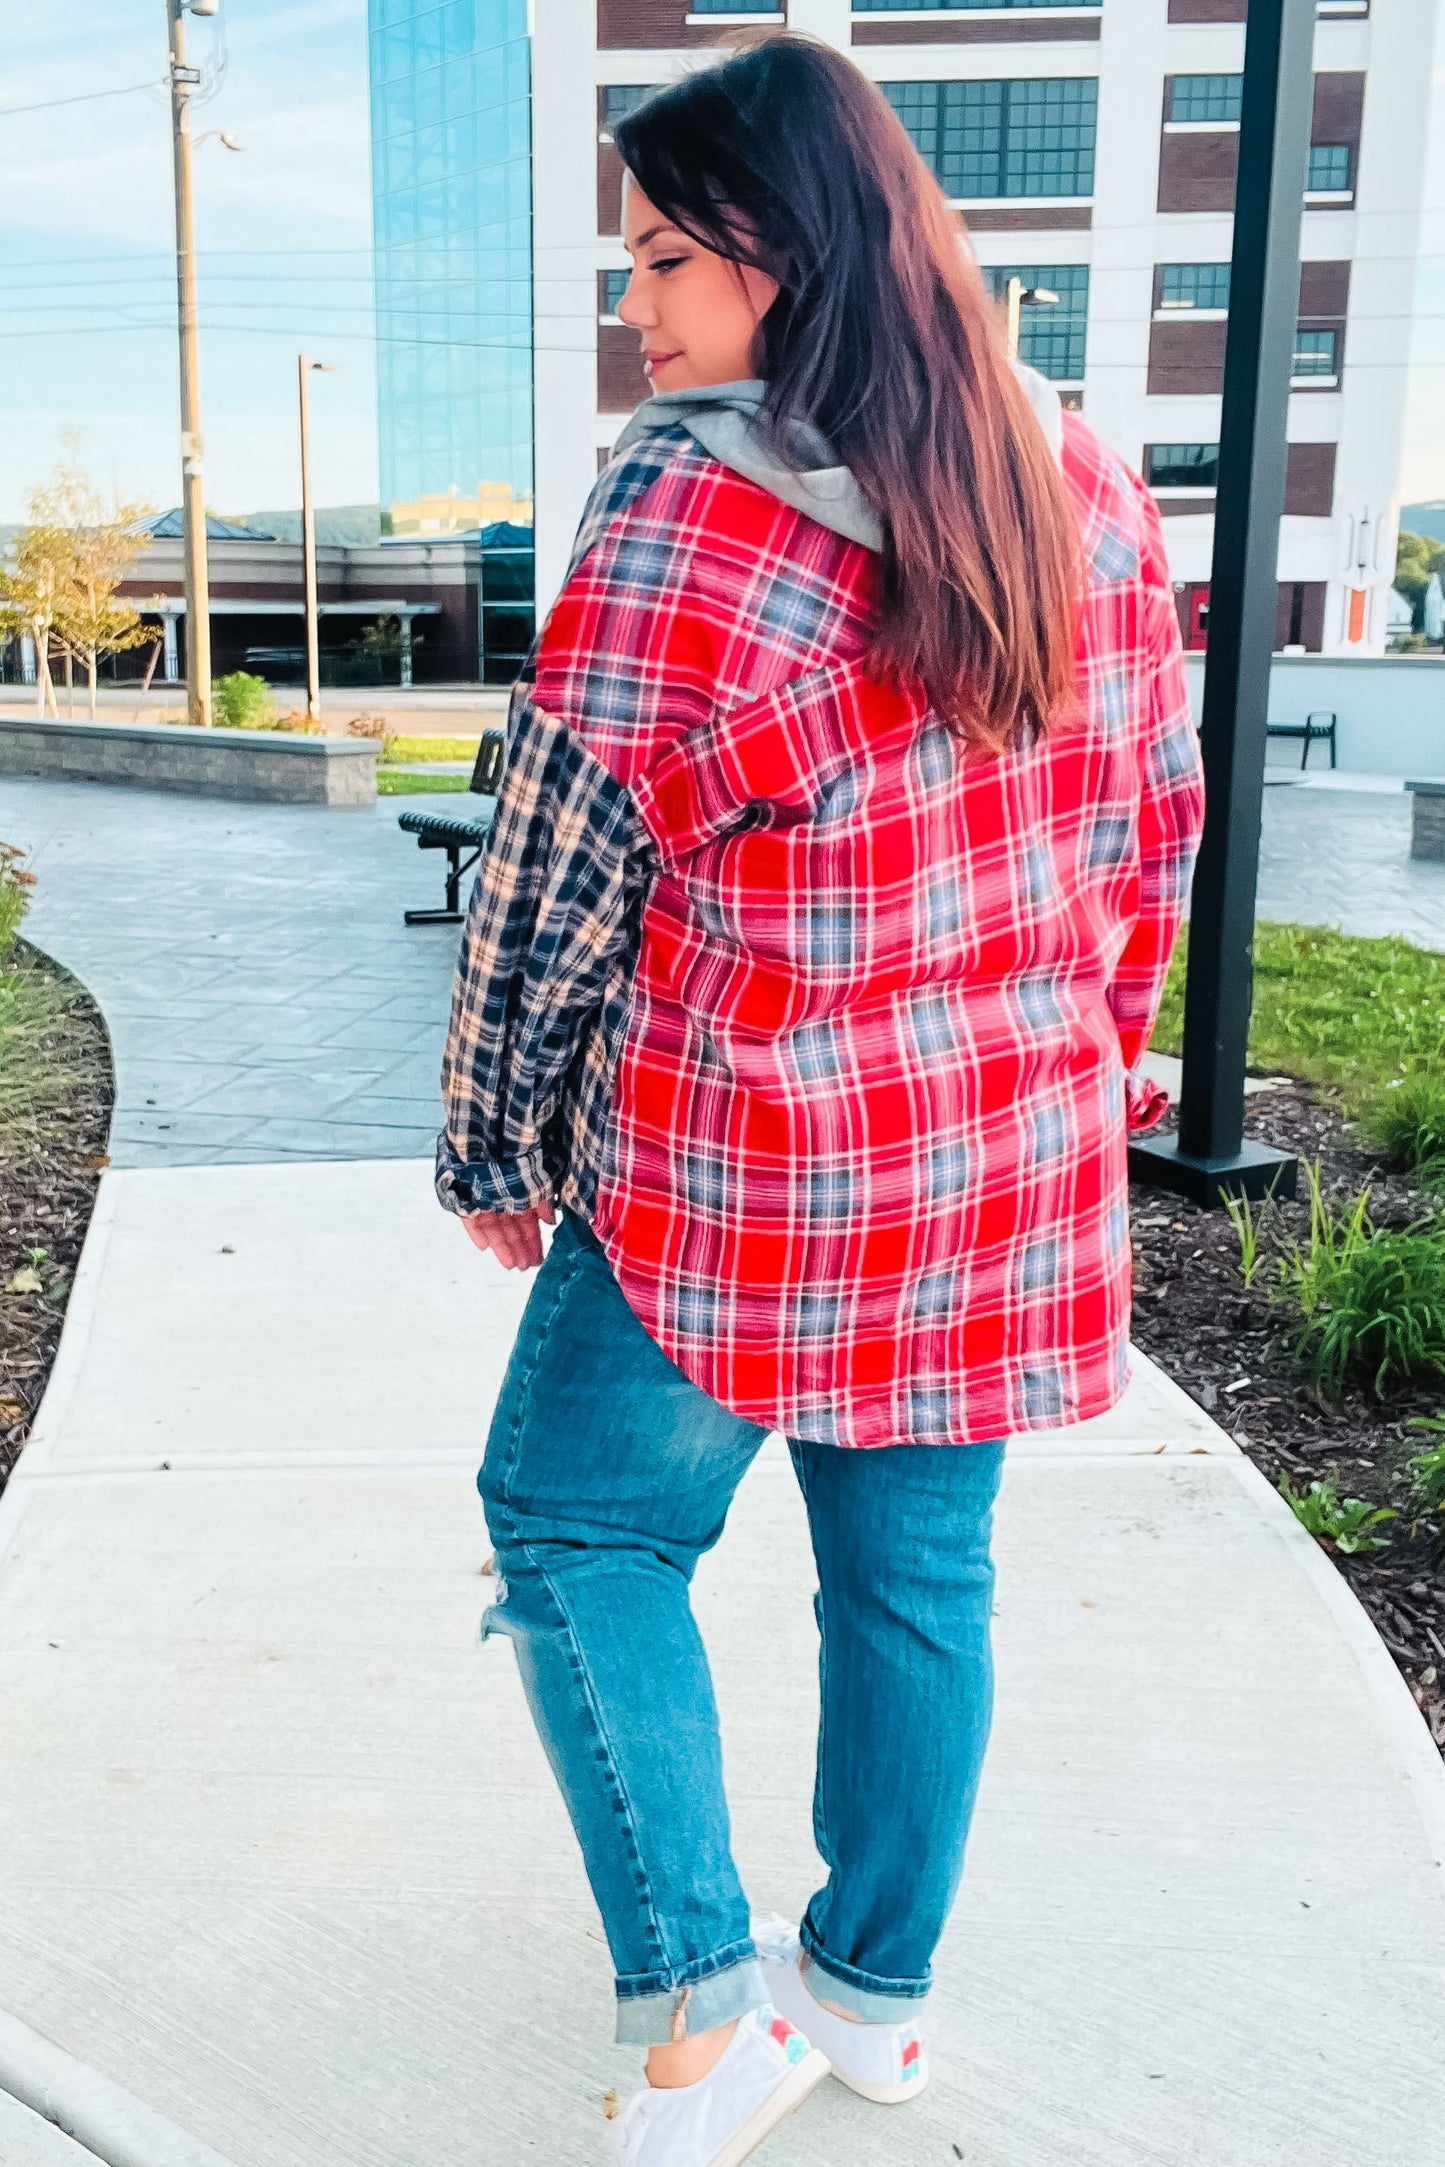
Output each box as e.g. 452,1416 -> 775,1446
1307,142 -> 1351,191
1166,74 -> 1242,124
884,78 -> 1097,199
857,0 -> 1100,9
689,0 -> 780,8
1158,262 -> 1231,312
1146,442 -> 1219,490
601,83 -> 657,131
1292,328 -> 1339,377
601,267 -> 630,315
980,264 -> 1089,380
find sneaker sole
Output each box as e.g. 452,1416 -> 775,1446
832,2063 -> 931,2106
710,2048 -> 832,2167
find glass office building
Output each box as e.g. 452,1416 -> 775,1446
367,0 -> 533,537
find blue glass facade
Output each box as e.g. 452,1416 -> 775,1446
367,0 -> 533,530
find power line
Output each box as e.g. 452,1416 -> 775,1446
0,78 -> 164,121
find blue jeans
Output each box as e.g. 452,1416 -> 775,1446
479,1211 -> 1005,2047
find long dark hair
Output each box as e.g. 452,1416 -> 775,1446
614,35 -> 1080,754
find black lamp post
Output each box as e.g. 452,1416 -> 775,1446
1130,0 -> 1315,1208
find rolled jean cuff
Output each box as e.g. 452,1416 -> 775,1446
614,1949 -> 768,2047
799,1921 -> 930,2025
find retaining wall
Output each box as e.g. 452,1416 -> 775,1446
0,718 -> 377,806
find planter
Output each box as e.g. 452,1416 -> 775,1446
0,717 -> 377,806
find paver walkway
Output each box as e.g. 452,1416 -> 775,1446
1,774 -> 1441,1177
1,1157 -> 1442,2167
0,776 -> 460,1166
1260,776 -> 1445,949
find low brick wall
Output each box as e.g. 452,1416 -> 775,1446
1407,779 -> 1445,863
0,717 -> 377,806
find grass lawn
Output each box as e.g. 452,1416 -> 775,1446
377,771 -> 471,796
1152,921 -> 1445,1101
383,735 -> 482,764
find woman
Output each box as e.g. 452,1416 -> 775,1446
437,34 -> 1203,2166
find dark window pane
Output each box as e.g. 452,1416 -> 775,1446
1307,143 -> 1351,190
1167,74 -> 1243,124
601,83 -> 658,127
1146,442 -> 1220,489
1158,262 -> 1232,311
1292,328 -> 1338,376
884,77 -> 1095,199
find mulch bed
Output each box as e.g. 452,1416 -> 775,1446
0,943 -> 113,1497
1130,1080 -> 1445,1759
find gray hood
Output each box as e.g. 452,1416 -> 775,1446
612,361 -> 1065,553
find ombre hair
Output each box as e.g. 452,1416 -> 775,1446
614,35 -> 1081,754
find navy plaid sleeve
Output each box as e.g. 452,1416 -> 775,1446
435,696 -> 652,1217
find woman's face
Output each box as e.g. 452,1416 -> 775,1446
617,179 -> 779,393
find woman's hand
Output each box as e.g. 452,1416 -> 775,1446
461,1198 -> 557,1272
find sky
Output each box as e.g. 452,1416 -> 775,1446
2,7 -> 1444,523
0,0 -> 379,522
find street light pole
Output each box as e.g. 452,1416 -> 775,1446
1004,276 -> 1059,362
297,356 -> 338,725
1129,0 -> 1314,1207
166,0 -> 213,727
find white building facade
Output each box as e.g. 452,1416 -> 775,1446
515,0 -> 1443,653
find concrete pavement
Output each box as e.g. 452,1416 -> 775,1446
0,1157 -> 1442,2167
2,772 -> 1444,2163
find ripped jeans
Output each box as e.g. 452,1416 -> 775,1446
479,1210 -> 1006,2048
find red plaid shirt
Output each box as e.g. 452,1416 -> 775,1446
440,414 -> 1204,1447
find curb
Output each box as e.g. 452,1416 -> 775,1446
0,2010 -> 241,2167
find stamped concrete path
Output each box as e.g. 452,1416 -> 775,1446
0,1160 -> 1442,2167
0,775 -> 1443,2166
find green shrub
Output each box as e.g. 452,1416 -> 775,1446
1274,1167 -> 1445,1395
1407,1417 -> 1445,1552
1277,1474 -> 1396,1553
0,841 -> 36,961
1362,1073 -> 1445,1189
212,671 -> 277,730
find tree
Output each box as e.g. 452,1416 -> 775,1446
1394,528 -> 1445,631
0,508 -> 71,718
41,455 -> 157,719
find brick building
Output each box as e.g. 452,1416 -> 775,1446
367,0 -> 1444,655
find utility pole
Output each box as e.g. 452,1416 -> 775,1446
297,355 -> 337,725
1129,0 -> 1313,1206
167,0 -> 215,726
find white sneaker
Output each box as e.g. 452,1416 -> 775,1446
753,1916 -> 929,2106
609,2003 -> 830,2166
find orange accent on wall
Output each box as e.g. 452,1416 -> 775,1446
1346,586 -> 1366,642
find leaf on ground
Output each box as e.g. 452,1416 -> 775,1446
5,1267 -> 43,1295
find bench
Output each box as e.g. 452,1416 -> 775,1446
1406,778 -> 1445,862
1267,709 -> 1337,771
398,729 -> 505,924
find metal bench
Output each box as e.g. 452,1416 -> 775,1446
1266,709 -> 1337,771
398,729 -> 505,924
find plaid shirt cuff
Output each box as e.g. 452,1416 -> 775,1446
1124,1068 -> 1171,1134
434,1134 -> 551,1217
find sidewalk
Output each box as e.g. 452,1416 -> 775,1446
1,1156 -> 1442,2167
2,776 -> 459,1166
